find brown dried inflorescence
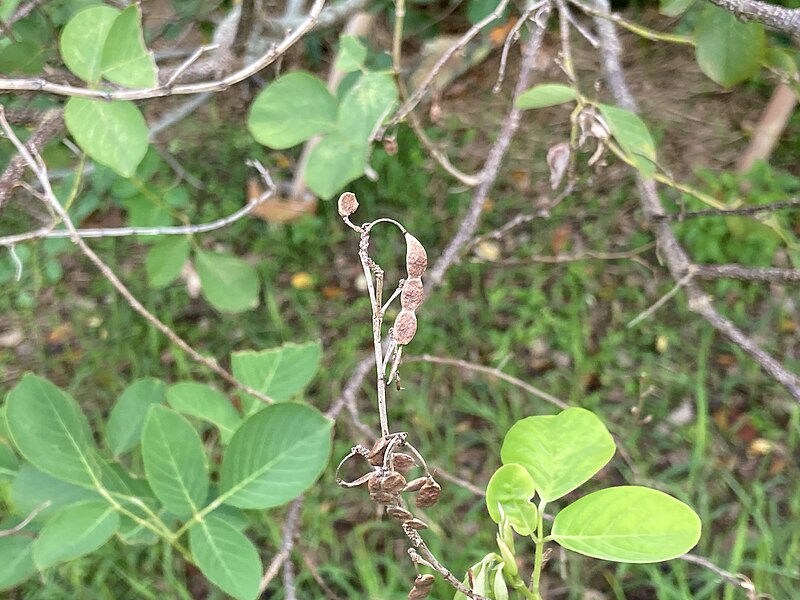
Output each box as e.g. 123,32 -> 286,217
337,191 -> 359,217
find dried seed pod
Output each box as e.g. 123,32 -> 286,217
337,192 -> 359,217
370,490 -> 398,504
380,472 -> 407,493
400,277 -> 424,311
368,437 -> 390,466
392,309 -> 417,345
405,233 -> 428,278
367,472 -> 383,493
403,477 -> 428,492
408,586 -> 430,600
414,574 -> 435,589
415,480 -> 441,508
387,506 -> 414,521
392,453 -> 416,472
404,518 -> 428,530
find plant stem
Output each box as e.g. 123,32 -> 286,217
530,500 -> 547,598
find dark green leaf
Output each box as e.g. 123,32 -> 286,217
195,249 -> 260,313
106,378 -> 167,456
11,463 -> 99,520
167,382 -> 241,443
335,35 -> 367,72
0,536 -> 36,591
146,236 -> 190,288
305,134 -> 367,199
337,71 -> 397,145
694,5 -> 764,87
597,103 -> 657,177
516,84 -> 577,110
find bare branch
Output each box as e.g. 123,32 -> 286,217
0,501 -> 51,537
707,0 -> 800,38
664,198 -> 800,219
681,553 -> 760,599
695,263 -> 800,283
0,0 -> 326,100
259,498 -> 304,593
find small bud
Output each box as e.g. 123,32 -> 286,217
368,437 -> 390,466
337,192 -> 359,217
380,471 -> 407,493
496,534 -> 518,578
392,453 -> 416,472
414,574 -> 435,589
405,518 -> 428,530
392,309 -> 418,345
400,277 -> 424,311
387,506 -> 414,521
403,477 -> 428,492
405,233 -> 428,277
415,480 -> 441,508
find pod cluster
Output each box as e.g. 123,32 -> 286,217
391,233 -> 428,346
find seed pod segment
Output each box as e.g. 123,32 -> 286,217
392,453 -> 416,472
403,477 -> 428,492
400,277 -> 424,311
337,192 -> 359,217
404,518 -> 429,530
405,233 -> 428,277
392,309 -> 418,345
387,506 -> 414,521
415,480 -> 442,508
414,574 -> 435,589
368,437 -> 390,466
380,472 -> 407,493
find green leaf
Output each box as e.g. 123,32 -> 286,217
6,373 -> 100,487
0,41 -> 48,75
516,84 -> 577,109
467,0 -> 509,26
501,407 -> 615,502
189,516 -> 261,600
597,103 -> 657,177
219,403 -> 331,509
694,5 -> 765,88
106,377 -> 167,456
195,249 -> 260,313
0,442 -> 18,481
485,464 -> 538,535
337,71 -> 397,145
551,486 -> 702,562
231,341 -> 322,413
493,564 -> 509,600
59,5 -> 119,83
141,405 -> 208,517
64,97 -> 149,178
659,0 -> 694,17
33,500 -> 119,569
304,134 -> 367,199
247,72 -> 337,149
146,236 -> 190,288
0,536 -> 36,591
167,382 -> 241,444
101,5 -> 157,88
335,35 -> 367,72
11,462 -> 99,520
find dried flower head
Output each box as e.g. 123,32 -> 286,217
337,191 -> 359,217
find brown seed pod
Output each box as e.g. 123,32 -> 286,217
403,477 -> 428,492
415,480 -> 441,508
367,472 -> 383,493
400,277 -> 424,311
337,192 -> 359,217
404,518 -> 428,530
414,574 -> 435,589
408,586 -> 430,600
387,506 -> 413,521
368,437 -> 390,466
380,472 -> 407,493
392,309 -> 417,345
405,233 -> 428,278
392,453 -> 416,472
370,490 -> 399,504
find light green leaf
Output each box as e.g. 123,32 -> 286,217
247,72 -> 337,149
335,35 -> 367,72
516,84 -> 577,110
189,516 -> 261,600
146,236 -> 190,288
195,249 -> 260,313
64,97 -> 149,178
485,464 -> 538,535
694,5 -> 765,88
33,500 -> 119,569
493,564 -> 509,600
142,405 -> 208,517
6,373 -> 100,487
59,5 -> 119,83
231,341 -> 322,413
101,5 -> 157,88
551,486 -> 702,562
764,48 -> 799,81
337,71 -> 397,145
219,403 -> 332,509
118,514 -> 159,546
597,103 -> 657,177
0,0 -> 22,20
304,134 -> 367,199
0,536 -> 36,591
11,462 -> 99,520
500,407 -> 615,502
0,442 -> 18,481
106,377 -> 167,456
167,382 -> 241,444
660,0 -> 694,17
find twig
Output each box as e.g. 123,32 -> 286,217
149,93 -> 214,139
476,243 -> 656,266
627,268 -> 696,329
405,354 -> 568,410
429,8 -> 551,288
569,0 -> 693,45
164,44 -> 221,87
695,263 -> 800,283
681,553 -> 759,600
591,0 -> 800,402
0,0 -> 327,100
0,501 -> 51,537
6,0 -> 46,28
259,497 -> 304,592
0,163 -> 275,246
664,198 -> 800,219
494,7 -> 539,93
706,0 -> 800,38
0,108 -> 276,406
434,467 -> 487,497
